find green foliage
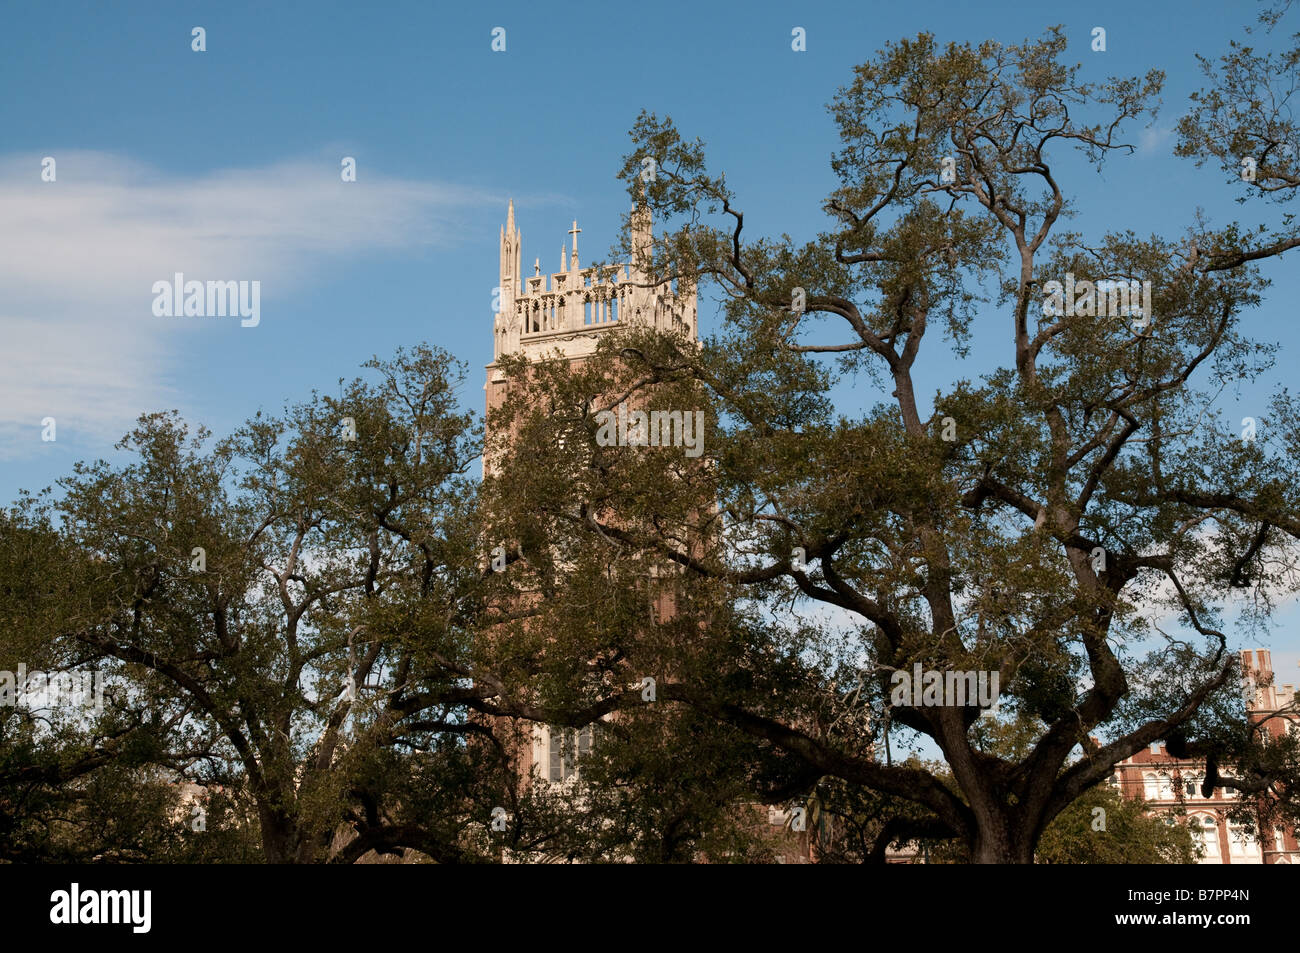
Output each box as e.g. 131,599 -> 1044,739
1036,787 -> 1198,865
482,16 -> 1300,863
0,346 -> 545,863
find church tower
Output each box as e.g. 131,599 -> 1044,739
483,198 -> 698,789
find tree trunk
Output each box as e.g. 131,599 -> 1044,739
257,805 -> 299,864
969,810 -> 1037,863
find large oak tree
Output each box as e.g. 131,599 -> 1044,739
481,19 -> 1300,862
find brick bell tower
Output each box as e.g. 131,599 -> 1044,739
483,198 -> 698,789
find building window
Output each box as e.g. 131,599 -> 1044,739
547,725 -> 593,782
1143,771 -> 1174,801
1183,774 -> 1205,798
1190,814 -> 1220,862
1229,822 -> 1261,861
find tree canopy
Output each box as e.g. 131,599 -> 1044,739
479,16 -> 1300,863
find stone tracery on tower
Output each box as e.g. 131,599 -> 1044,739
489,198 -> 698,369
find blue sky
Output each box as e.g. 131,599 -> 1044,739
2,0 -> 1296,673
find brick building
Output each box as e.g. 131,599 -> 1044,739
1110,648 -> 1300,864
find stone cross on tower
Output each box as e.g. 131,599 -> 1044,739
568,220 -> 581,271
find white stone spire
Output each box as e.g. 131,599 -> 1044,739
631,196 -> 652,274
499,198 -> 521,301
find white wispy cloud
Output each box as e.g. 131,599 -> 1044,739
0,151 -> 497,459
1137,124 -> 1176,157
